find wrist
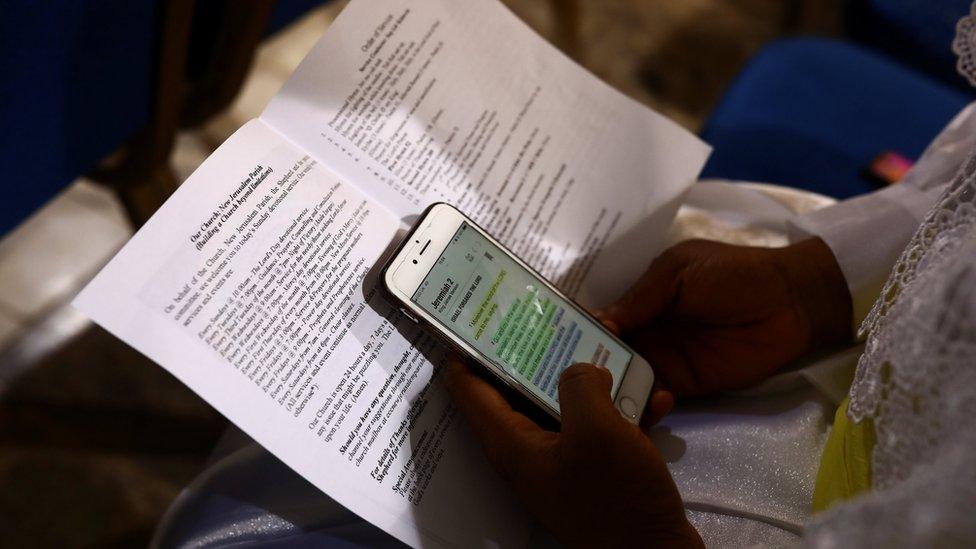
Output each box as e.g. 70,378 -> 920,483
776,237 -> 853,350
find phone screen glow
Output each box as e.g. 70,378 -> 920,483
411,222 -> 631,412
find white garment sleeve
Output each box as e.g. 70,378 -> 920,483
791,102 -> 976,326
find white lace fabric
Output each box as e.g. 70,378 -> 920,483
804,149 -> 976,547
955,2 -> 976,88
803,5 -> 976,544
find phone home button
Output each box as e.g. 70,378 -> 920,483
618,396 -> 638,420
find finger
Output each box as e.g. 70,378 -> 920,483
556,363 -> 622,437
600,318 -> 621,336
443,357 -> 545,477
640,388 -> 674,429
632,328 -> 706,398
596,253 -> 682,333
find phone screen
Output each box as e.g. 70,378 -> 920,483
411,222 -> 632,412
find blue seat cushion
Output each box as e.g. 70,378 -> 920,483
700,38 -> 970,199
846,0 -> 973,91
0,2 -> 156,236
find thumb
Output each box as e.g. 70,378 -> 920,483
557,363 -> 621,436
596,251 -> 682,333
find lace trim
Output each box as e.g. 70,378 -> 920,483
954,1 -> 976,87
806,150 -> 976,547
803,5 -> 976,545
851,150 -> 976,428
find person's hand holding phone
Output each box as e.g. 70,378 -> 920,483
597,237 -> 852,396
445,358 -> 702,548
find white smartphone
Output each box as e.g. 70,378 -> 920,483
380,203 -> 654,424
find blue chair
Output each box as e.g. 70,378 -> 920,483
0,2 -> 162,235
0,1 -> 332,237
846,0 -> 974,91
700,38 -> 970,199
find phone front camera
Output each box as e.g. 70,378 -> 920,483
412,259 -> 418,264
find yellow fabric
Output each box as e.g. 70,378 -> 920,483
812,397 -> 875,512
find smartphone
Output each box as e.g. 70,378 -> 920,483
380,203 -> 654,424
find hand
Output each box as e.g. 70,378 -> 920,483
597,237 -> 852,397
445,358 -> 703,548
